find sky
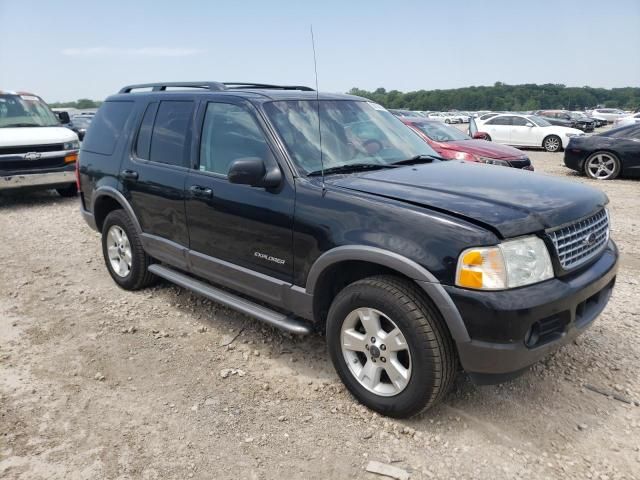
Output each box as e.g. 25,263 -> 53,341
1,0 -> 639,102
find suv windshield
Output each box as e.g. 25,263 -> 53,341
0,94 -> 60,128
264,100 -> 439,174
410,121 -> 470,142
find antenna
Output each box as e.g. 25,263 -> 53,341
310,25 -> 325,192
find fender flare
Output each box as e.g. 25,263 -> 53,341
92,186 -> 143,234
305,246 -> 470,342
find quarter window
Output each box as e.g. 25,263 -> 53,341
83,101 -> 134,155
199,103 -> 271,175
148,101 -> 194,166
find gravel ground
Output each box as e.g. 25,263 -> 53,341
1,143 -> 639,479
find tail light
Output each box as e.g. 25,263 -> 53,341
75,154 -> 81,191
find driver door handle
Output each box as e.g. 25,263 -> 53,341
189,185 -> 213,199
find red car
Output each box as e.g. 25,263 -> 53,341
400,117 -> 534,170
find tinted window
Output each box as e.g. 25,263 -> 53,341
608,125 -> 640,139
511,116 -> 529,126
135,102 -> 158,160
485,116 -> 511,126
82,101 -> 134,155
149,101 -> 194,166
199,103 -> 271,175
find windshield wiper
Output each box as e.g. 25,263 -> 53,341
391,154 -> 443,166
307,163 -> 396,176
0,123 -> 42,128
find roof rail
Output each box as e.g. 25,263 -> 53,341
118,82 -> 226,93
223,83 -> 315,92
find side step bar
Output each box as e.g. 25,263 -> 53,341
148,264 -> 312,335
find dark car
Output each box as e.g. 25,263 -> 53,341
69,115 -> 93,140
564,124 -> 640,180
78,81 -> 618,418
536,110 -> 595,132
400,117 -> 533,169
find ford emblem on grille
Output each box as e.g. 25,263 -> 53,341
583,233 -> 597,246
24,152 -> 42,161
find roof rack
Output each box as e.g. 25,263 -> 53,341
223,83 -> 315,91
119,82 -> 226,93
118,82 -> 315,94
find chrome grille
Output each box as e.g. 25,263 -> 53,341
547,209 -> 609,270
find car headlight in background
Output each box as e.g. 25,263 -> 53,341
456,236 -> 553,290
64,140 -> 80,150
565,132 -> 583,138
477,156 -> 509,166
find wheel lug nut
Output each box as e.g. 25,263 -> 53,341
381,357 -> 386,362
380,344 -> 386,351
365,344 -> 369,350
371,358 -> 376,363
370,337 -> 376,343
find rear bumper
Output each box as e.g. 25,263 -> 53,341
446,240 -> 618,383
1,169 -> 75,190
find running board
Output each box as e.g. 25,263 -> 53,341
148,264 -> 312,335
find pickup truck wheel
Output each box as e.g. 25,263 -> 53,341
326,275 -> 456,418
543,135 -> 562,152
56,184 -> 77,197
101,210 -> 156,290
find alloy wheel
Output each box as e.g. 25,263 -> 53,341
106,225 -> 132,277
544,136 -> 560,152
340,307 -> 412,397
586,153 -> 618,180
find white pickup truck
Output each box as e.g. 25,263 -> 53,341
0,91 -> 79,196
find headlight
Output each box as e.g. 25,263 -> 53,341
478,156 -> 509,166
565,132 -> 583,138
64,140 -> 80,150
455,236 -> 553,290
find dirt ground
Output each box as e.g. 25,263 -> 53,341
1,145 -> 639,479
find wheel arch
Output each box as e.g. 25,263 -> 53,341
306,246 -> 470,342
92,187 -> 142,234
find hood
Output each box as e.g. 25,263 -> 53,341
329,161 -> 607,238
0,126 -> 78,147
436,139 -> 526,160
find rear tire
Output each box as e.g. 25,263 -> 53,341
326,275 -> 457,418
101,209 -> 156,290
56,184 -> 77,197
543,135 -> 562,152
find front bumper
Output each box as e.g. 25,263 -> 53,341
1,169 -> 75,190
446,240 -> 618,383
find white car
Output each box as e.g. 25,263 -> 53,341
590,108 -> 628,123
614,113 -> 640,127
471,113 -> 584,152
0,90 -> 79,195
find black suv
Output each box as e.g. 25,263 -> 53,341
78,82 -> 618,418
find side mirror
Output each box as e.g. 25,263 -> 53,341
525,123 -> 534,127
228,157 -> 281,188
56,111 -> 71,124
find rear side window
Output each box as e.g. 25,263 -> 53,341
148,101 -> 194,166
485,116 -> 511,126
135,102 -> 158,160
82,101 -> 134,155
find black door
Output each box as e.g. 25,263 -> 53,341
120,99 -> 195,250
185,100 -> 295,283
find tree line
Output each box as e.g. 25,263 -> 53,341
348,83 -> 640,111
49,99 -> 102,109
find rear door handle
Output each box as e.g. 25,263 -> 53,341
121,169 -> 139,181
189,185 -> 213,199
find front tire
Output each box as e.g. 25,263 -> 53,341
326,275 -> 456,418
543,135 -> 562,152
584,151 -> 621,180
101,210 -> 156,290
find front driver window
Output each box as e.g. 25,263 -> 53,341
200,103 -> 271,176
